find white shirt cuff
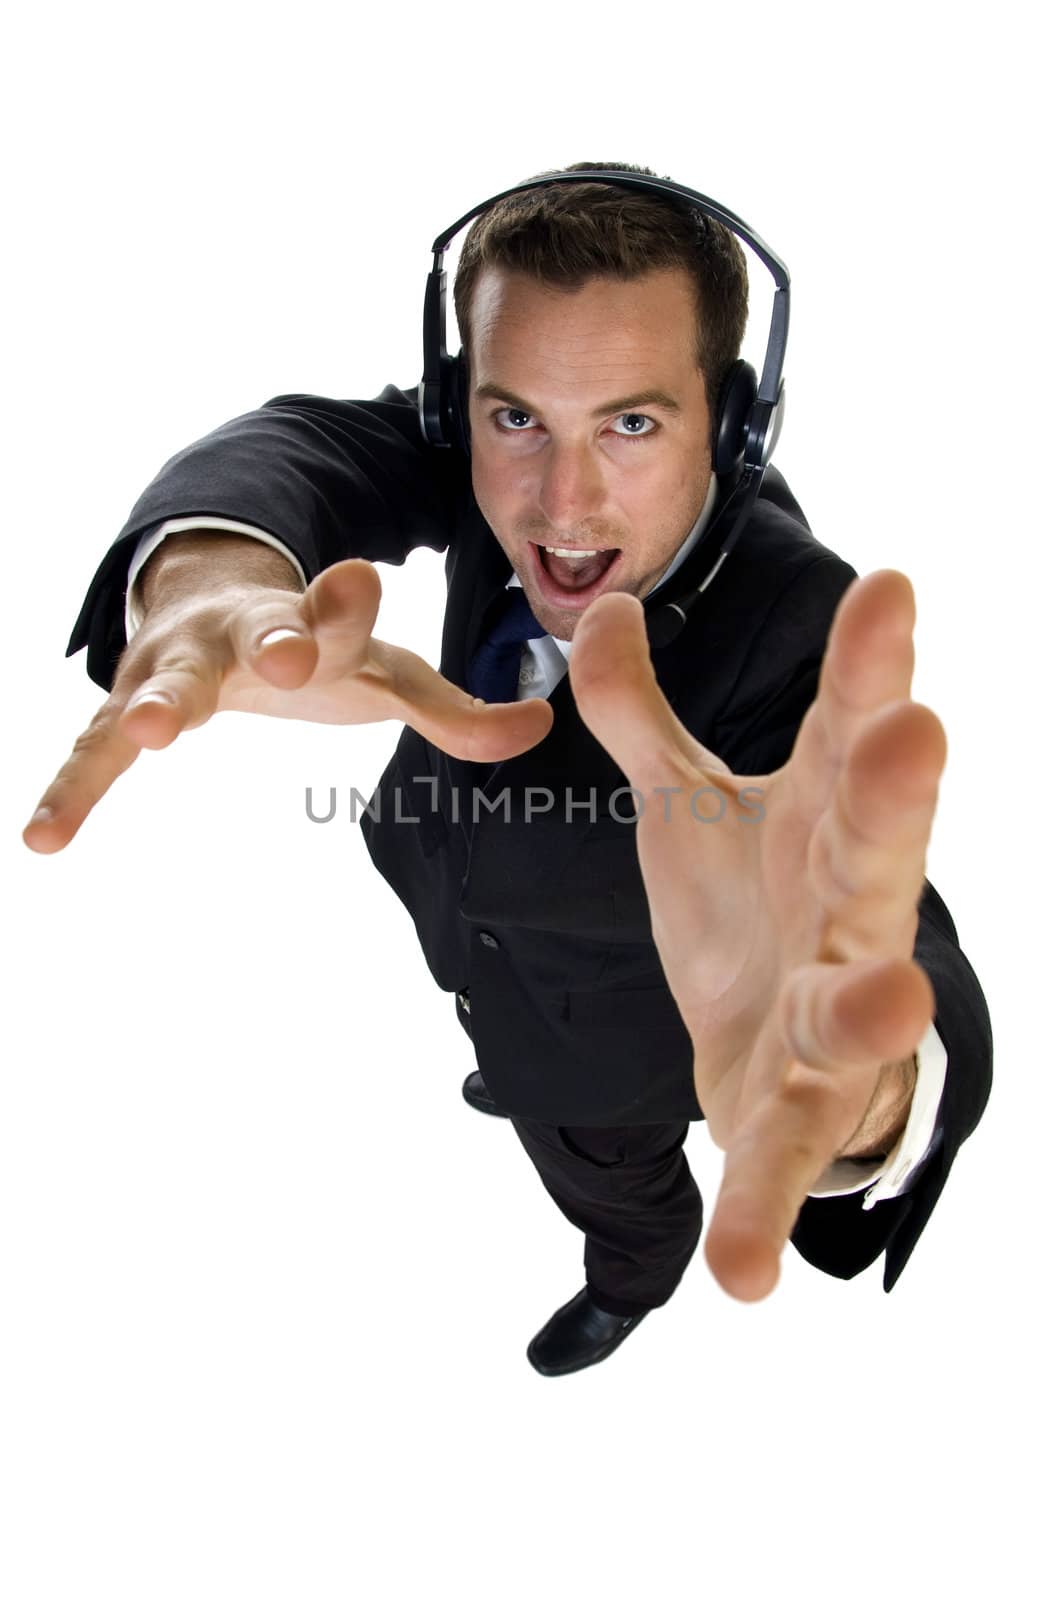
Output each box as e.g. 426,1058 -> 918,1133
804,1020 -> 947,1207
124,518 -> 308,641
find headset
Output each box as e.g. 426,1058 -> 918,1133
419,169 -> 790,646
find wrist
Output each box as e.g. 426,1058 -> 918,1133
137,531 -> 304,617
836,1054 -> 918,1160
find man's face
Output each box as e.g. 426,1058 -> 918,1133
466,264 -> 714,641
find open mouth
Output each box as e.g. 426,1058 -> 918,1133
531,541 -> 621,604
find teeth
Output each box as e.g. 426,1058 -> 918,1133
544,546 -> 600,559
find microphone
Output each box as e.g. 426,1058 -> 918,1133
644,468 -> 762,648
644,378 -> 787,646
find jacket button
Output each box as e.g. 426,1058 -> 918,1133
478,931 -> 500,949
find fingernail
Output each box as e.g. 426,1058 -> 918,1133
127,689 -> 176,709
28,806 -> 53,827
257,628 -> 303,649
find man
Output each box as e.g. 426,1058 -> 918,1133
24,162 -> 993,1376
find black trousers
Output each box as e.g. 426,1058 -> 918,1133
455,995 -> 704,1316
508,1115 -> 704,1317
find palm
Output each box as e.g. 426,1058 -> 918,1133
23,558 -> 553,857
214,560 -> 553,762
568,569 -> 945,1302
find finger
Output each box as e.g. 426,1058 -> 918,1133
25,592 -> 250,850
299,558 -> 383,680
23,701 -> 144,853
567,591 -> 728,789
703,957 -> 934,1301
26,635 -> 229,849
130,563 -> 380,732
115,641 -> 226,749
777,955 -> 935,1072
225,558 -> 383,695
787,569 -> 918,818
703,1081 -> 825,1301
807,700 -> 947,958
227,591 -> 320,690
268,559 -> 552,760
371,638 -> 555,762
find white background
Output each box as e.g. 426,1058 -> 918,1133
3,2 -> 1060,1595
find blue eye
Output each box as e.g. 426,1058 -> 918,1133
492,409 -> 657,440
611,413 -> 656,437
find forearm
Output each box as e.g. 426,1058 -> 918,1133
137,531 -> 304,617
836,1055 -> 918,1160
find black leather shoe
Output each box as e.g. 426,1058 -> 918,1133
526,1287 -> 652,1377
461,1070 -> 510,1118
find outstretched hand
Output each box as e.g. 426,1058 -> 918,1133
24,558 -> 553,854
568,569 -> 944,1302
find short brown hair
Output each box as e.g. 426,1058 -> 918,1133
452,160 -> 749,433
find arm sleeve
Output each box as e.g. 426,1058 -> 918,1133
707,555 -> 994,1292
791,881 -> 992,1292
66,384 -> 467,690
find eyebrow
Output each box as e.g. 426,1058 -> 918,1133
473,382 -> 684,418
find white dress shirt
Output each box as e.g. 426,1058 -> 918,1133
125,481 -> 947,1206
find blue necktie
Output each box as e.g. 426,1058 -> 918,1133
469,589 -> 549,703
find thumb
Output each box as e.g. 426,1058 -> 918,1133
568,592 -> 724,789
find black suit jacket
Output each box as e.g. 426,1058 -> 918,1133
66,384 -> 993,1292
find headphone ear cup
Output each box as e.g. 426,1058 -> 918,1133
713,359 -> 758,478
449,347 -> 471,457
434,349 -> 471,455
457,347 -> 472,457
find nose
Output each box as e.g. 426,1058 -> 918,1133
536,440 -> 606,533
